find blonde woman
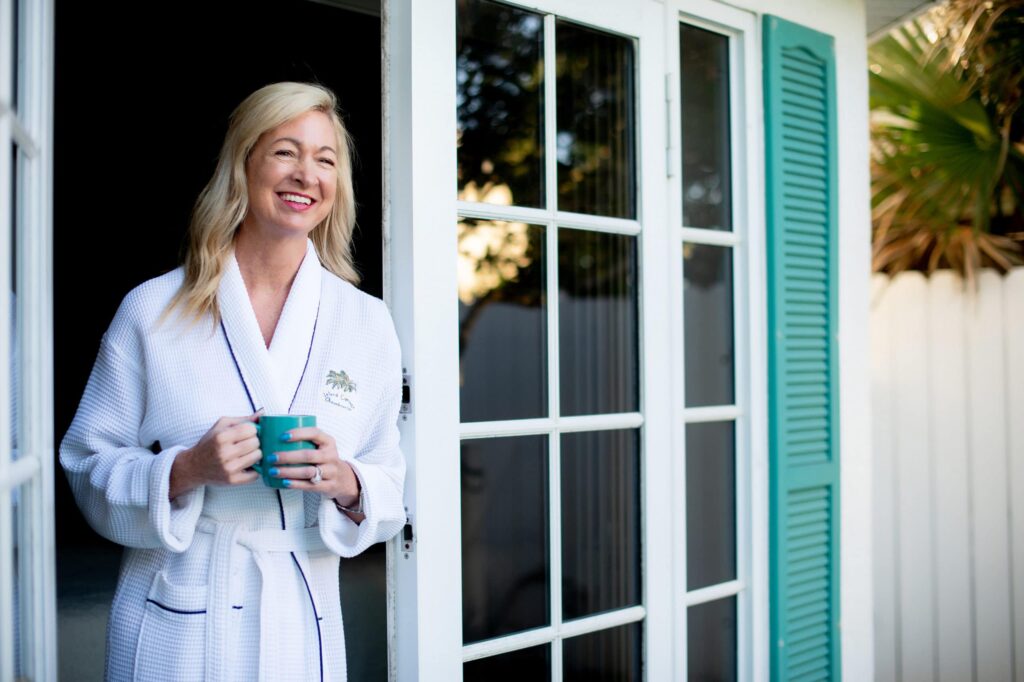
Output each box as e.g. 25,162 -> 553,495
60,82 -> 405,681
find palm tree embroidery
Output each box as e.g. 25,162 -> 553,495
326,370 -> 357,393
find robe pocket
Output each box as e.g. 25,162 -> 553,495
133,572 -> 226,681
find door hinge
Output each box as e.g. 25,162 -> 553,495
400,371 -> 411,418
402,511 -> 415,556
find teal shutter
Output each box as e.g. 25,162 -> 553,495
764,15 -> 841,682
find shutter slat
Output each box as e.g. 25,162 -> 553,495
766,15 -> 841,681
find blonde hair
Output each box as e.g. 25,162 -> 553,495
166,81 -> 359,325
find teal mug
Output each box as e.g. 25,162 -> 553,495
251,414 -> 317,489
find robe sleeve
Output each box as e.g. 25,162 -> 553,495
59,302 -> 205,553
318,303 -> 406,557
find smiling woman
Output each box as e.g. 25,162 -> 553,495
58,82 -> 406,682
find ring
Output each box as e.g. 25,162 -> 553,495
311,465 -> 323,485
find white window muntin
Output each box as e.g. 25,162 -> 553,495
666,2 -> 768,681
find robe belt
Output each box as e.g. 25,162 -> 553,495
196,517 -> 330,682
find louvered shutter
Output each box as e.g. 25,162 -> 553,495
763,15 -> 841,682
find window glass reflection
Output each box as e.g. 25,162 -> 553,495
462,435 -> 550,642
687,597 -> 738,682
556,20 -> 636,218
559,229 -> 638,416
459,218 -> 547,422
686,421 -> 736,589
561,429 -> 640,620
680,24 -> 732,230
457,0 -> 545,208
683,243 -> 735,407
563,622 -> 642,681
10,143 -> 19,462
464,645 -> 551,681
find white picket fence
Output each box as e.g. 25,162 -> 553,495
871,268 -> 1024,682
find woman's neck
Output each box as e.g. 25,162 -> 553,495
233,229 -> 308,295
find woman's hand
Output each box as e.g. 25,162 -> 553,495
169,413 -> 262,499
264,427 -> 363,516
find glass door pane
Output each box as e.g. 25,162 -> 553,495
457,3 -> 643,678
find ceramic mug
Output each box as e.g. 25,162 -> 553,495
251,414 -> 317,489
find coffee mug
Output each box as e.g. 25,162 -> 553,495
251,414 -> 317,489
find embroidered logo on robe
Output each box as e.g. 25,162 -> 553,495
324,370 -> 357,410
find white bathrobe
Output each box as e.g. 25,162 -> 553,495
60,239 -> 406,681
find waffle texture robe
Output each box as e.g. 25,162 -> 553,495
60,240 -> 406,681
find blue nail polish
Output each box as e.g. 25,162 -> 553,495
282,479 -> 292,488
280,432 -> 291,442
269,467 -> 279,476
266,454 -> 278,465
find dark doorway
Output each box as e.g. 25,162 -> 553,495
54,2 -> 386,679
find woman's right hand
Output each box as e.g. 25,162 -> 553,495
169,413 -> 263,500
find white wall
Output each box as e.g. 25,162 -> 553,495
871,268 -> 1024,682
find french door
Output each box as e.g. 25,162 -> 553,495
386,0 -> 674,679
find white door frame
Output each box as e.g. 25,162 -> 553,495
0,0 -> 58,679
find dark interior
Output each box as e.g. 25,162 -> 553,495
54,2 -> 386,679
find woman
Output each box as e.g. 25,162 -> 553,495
60,82 -> 405,681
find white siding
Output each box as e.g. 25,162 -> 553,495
872,268 -> 1024,682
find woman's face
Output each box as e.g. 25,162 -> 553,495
242,110 -> 339,239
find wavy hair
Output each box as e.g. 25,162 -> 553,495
165,81 -> 359,325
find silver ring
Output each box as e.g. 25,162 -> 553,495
311,465 -> 323,485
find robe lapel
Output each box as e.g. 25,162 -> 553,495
218,239 -> 325,415
268,240 -> 322,410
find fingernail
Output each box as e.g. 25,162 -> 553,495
266,454 -> 278,464
269,467 -> 279,476
282,479 -> 292,488
280,432 -> 291,442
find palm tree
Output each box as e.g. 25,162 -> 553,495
870,0 -> 1024,280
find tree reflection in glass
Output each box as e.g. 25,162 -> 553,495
556,21 -> 636,219
457,0 -> 545,208
458,218 -> 547,422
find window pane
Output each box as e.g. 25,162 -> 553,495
13,484 -> 32,679
462,435 -> 550,642
11,144 -> 19,461
556,21 -> 636,218
559,229 -> 638,416
563,622 -> 642,681
683,243 -> 734,407
457,0 -> 545,208
459,219 -> 547,422
686,421 -> 736,589
561,429 -> 640,620
11,0 -> 20,111
465,645 -> 551,681
680,24 -> 732,230
687,597 -> 737,682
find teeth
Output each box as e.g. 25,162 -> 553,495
280,193 -> 312,205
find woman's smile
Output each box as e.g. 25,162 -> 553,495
278,191 -> 317,211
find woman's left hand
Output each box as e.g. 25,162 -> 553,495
265,427 -> 361,508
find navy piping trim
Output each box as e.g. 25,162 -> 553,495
291,552 -> 325,682
145,599 -> 244,615
288,299 -> 321,413
221,319 -> 258,414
